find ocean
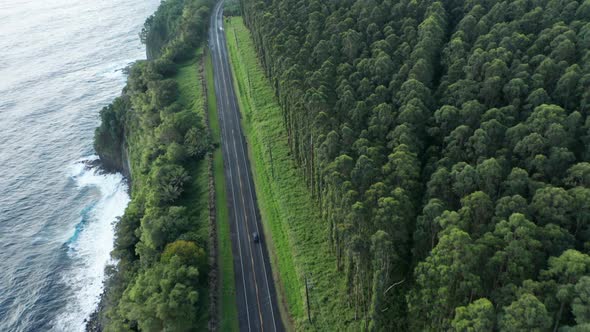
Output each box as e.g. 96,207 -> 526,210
0,0 -> 159,330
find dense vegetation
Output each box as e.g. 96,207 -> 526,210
140,0 -> 211,60
241,0 -> 590,330
223,0 -> 240,16
93,0 -> 213,330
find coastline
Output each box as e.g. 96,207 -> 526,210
84,293 -> 104,332
87,0 -> 216,329
85,158 -> 130,332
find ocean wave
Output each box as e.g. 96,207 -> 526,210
51,157 -> 129,332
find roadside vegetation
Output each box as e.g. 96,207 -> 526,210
225,17 -> 359,330
240,0 -> 590,330
223,0 -> 240,16
93,0 -> 214,330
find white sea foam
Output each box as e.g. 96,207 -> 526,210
52,156 -> 129,332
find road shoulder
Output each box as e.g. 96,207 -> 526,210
205,46 -> 239,332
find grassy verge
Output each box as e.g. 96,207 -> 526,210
174,50 -> 209,241
224,17 -> 359,330
205,48 -> 239,332
172,51 -> 211,328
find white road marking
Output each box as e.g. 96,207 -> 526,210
212,1 -> 280,330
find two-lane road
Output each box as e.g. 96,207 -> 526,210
209,2 -> 284,331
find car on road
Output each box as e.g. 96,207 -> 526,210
252,232 -> 260,243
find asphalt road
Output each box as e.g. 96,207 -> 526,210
209,2 -> 284,331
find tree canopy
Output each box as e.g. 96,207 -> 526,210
241,0 -> 590,329
94,0 -> 213,330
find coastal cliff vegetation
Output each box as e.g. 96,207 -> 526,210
93,0 -> 214,330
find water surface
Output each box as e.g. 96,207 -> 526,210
0,0 -> 159,330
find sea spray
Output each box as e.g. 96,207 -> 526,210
52,157 -> 129,332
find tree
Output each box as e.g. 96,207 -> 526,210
162,240 -> 206,267
568,187 -> 590,241
414,199 -> 446,261
184,127 -> 210,158
572,276 -> 590,326
494,195 -> 529,223
541,250 -> 590,328
445,125 -> 474,162
452,163 -> 479,198
476,158 -> 503,198
148,79 -> 178,109
408,228 -> 481,330
554,65 -> 581,109
527,104 -> 566,134
467,129 -> 492,162
525,88 -> 551,111
435,105 -> 462,137
383,144 -> 421,195
566,163 -> 590,187
499,293 -> 552,331
514,133 -> 546,165
502,168 -> 530,197
459,191 -> 494,236
351,155 -> 378,193
483,214 -> 543,303
368,230 -> 393,331
503,78 -> 529,105
140,206 -> 190,251
149,164 -> 190,205
374,189 -> 413,272
530,186 -> 573,229
342,29 -> 363,61
427,167 -> 454,204
123,250 -> 202,332
452,298 -> 495,332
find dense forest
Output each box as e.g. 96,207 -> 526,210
241,0 -> 590,330
93,0 -> 213,330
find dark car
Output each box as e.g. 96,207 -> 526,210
252,232 -> 260,243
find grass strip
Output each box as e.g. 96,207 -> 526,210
174,51 -> 210,242
224,17 -> 360,330
172,51 -> 211,328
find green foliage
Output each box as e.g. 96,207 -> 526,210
408,227 -> 480,330
141,0 -> 212,60
94,97 -> 130,172
240,0 -> 590,329
499,293 -> 552,331
225,17 -> 358,329
123,246 -> 202,332
452,298 -> 495,332
223,0 -> 240,16
572,277 -> 590,325
148,164 -> 190,205
94,0 -> 213,329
